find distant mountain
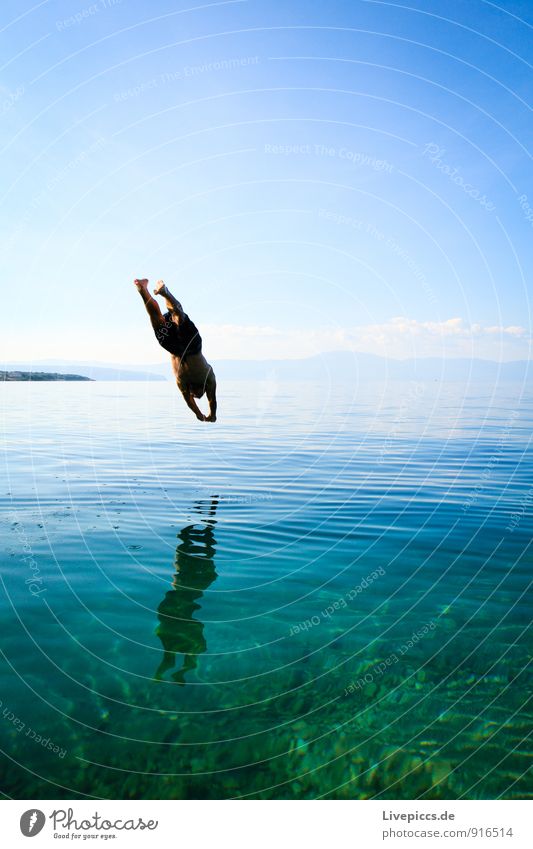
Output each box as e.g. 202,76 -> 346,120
1,371 -> 92,382
209,352 -> 533,383
3,353 -> 530,383
118,351 -> 531,383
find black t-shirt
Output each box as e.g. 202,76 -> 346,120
155,311 -> 202,358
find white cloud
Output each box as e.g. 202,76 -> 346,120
202,317 -> 531,361
1,318 -> 530,365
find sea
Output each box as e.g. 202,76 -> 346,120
1,379 -> 531,799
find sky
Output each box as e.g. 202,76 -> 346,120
1,0 -> 532,364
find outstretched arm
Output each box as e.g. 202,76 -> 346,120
205,375 -> 217,423
180,387 -> 206,422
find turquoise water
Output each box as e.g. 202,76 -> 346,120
1,380 -> 531,799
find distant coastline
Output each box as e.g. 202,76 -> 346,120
2,353 -> 531,383
1,371 -> 93,382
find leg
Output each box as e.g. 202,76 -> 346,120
171,653 -> 198,685
134,278 -> 164,332
154,650 -> 176,681
153,280 -> 185,318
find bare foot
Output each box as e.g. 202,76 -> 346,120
134,278 -> 149,291
153,280 -> 166,296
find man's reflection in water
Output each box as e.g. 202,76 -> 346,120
155,498 -> 218,684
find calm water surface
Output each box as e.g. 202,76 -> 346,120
1,380 -> 531,799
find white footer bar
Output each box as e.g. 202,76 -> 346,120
2,799 -> 531,848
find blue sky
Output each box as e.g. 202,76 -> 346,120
1,0 -> 532,363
